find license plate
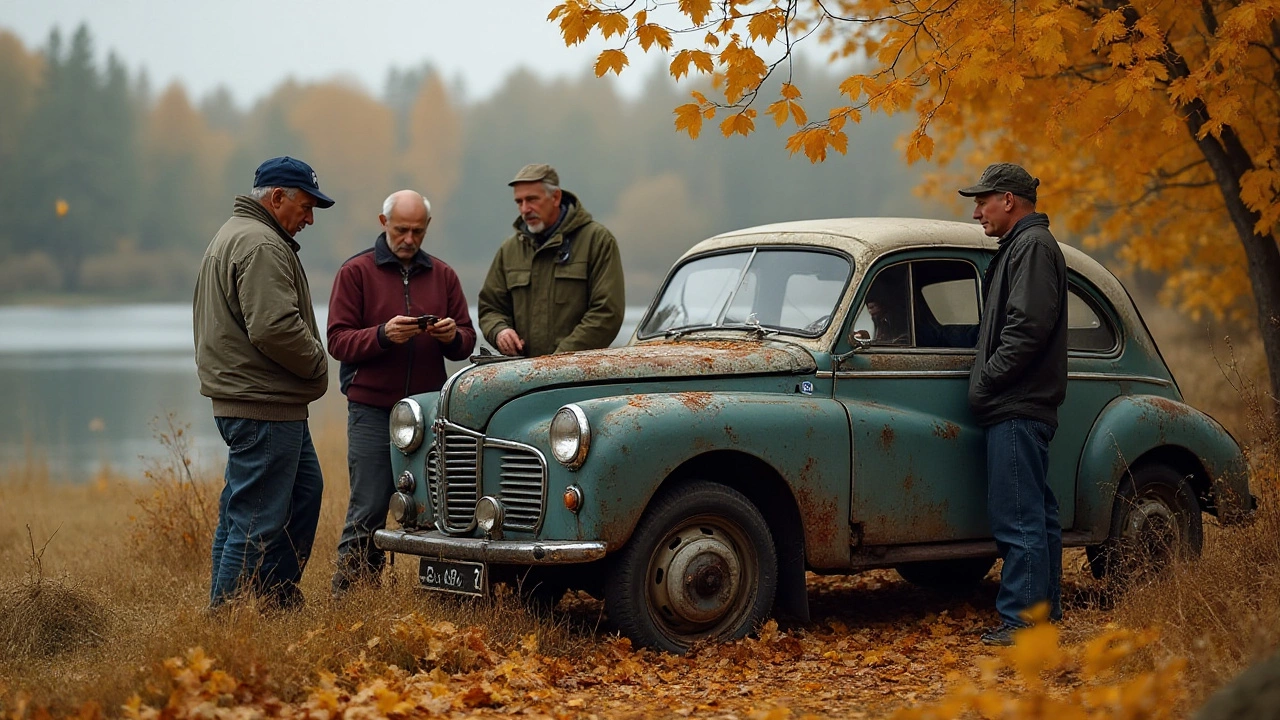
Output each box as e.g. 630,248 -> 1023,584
419,558 -> 486,596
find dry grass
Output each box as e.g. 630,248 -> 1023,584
0,406 -> 595,716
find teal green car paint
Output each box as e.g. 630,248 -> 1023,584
376,218 -> 1253,653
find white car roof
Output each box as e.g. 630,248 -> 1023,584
666,217 -> 1151,355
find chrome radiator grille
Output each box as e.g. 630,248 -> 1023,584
426,420 -> 548,534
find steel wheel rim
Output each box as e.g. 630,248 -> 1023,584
645,513 -> 758,640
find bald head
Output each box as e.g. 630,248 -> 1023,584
380,190 -> 432,265
382,190 -> 431,220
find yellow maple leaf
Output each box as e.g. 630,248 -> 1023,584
720,109 -> 756,137
767,99 -> 790,127
680,0 -> 713,25
690,49 -> 715,74
638,23 -> 674,51
594,49 -> 629,77
748,11 -> 782,44
598,12 -> 629,39
704,31 -> 721,47
557,3 -> 592,46
780,82 -> 801,100
674,103 -> 705,139
905,130 -> 934,163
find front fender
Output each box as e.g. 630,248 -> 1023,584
489,391 -> 852,568
1076,395 -> 1251,538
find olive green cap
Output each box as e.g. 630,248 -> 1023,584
958,162 -> 1039,203
509,163 -> 560,187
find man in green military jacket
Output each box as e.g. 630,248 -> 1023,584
478,163 -> 625,357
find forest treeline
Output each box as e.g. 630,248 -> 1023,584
0,24 -> 934,304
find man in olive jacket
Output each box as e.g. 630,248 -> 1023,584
478,164 -> 625,357
193,156 -> 334,610
959,163 -> 1068,646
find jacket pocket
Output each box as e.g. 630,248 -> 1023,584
553,262 -> 589,305
504,269 -> 532,290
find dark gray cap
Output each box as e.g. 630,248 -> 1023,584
509,163 -> 560,187
958,162 -> 1039,203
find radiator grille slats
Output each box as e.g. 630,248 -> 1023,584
424,421 -> 547,534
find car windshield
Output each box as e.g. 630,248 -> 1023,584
638,248 -> 852,338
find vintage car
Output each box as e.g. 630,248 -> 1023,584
374,217 -> 1254,653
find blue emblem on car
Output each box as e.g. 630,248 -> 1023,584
800,381 -> 814,395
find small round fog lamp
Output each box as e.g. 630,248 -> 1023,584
475,496 -> 504,536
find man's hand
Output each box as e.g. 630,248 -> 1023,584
426,317 -> 458,344
495,328 -> 525,356
384,315 -> 423,344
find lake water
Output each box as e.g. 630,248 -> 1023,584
0,304 -> 644,479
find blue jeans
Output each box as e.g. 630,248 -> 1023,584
986,418 -> 1062,627
333,402 -> 394,592
210,417 -> 323,609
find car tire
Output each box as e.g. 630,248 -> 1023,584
1087,463 -> 1203,583
604,480 -> 778,654
894,557 -> 995,589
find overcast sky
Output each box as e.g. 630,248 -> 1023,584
0,0 -> 668,105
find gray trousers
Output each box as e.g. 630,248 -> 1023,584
333,401 -> 393,591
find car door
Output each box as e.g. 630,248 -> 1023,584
835,252 -> 990,545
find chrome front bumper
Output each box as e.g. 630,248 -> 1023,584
374,529 -> 607,564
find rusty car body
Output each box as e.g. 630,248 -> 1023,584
375,217 -> 1253,652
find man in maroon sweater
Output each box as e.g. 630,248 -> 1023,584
327,190 -> 476,595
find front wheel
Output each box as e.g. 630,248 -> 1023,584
1087,463 -> 1203,584
605,480 -> 778,654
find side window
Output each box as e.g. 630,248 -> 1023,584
851,264 -> 911,346
851,259 -> 980,349
913,260 -> 980,348
1067,285 -> 1117,352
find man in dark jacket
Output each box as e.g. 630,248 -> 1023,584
327,190 -> 476,594
193,155 -> 334,610
478,163 -> 625,357
959,163 -> 1068,646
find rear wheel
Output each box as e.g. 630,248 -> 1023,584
1087,463 -> 1203,583
605,480 -> 777,654
894,557 -> 995,589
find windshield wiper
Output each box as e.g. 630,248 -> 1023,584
662,322 -> 777,341
663,323 -> 718,339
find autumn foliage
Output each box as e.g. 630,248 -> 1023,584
551,0 -> 1280,418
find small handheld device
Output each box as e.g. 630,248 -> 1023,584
415,314 -> 439,329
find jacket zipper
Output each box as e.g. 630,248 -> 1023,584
402,267 -> 414,398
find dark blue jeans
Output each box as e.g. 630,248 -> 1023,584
986,417 -> 1062,627
333,402 -> 394,592
210,417 -> 323,609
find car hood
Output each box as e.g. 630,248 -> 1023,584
443,339 -> 818,429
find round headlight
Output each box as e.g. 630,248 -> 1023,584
550,404 -> 590,469
389,399 -> 424,453
476,496 -> 504,536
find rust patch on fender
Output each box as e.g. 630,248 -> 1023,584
792,481 -> 839,551
932,421 -> 960,441
879,424 -> 895,451
677,391 -> 716,412
1144,396 -> 1191,419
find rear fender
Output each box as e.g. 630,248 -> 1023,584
1077,395 -> 1251,540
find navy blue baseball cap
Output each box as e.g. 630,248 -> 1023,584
253,156 -> 335,208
